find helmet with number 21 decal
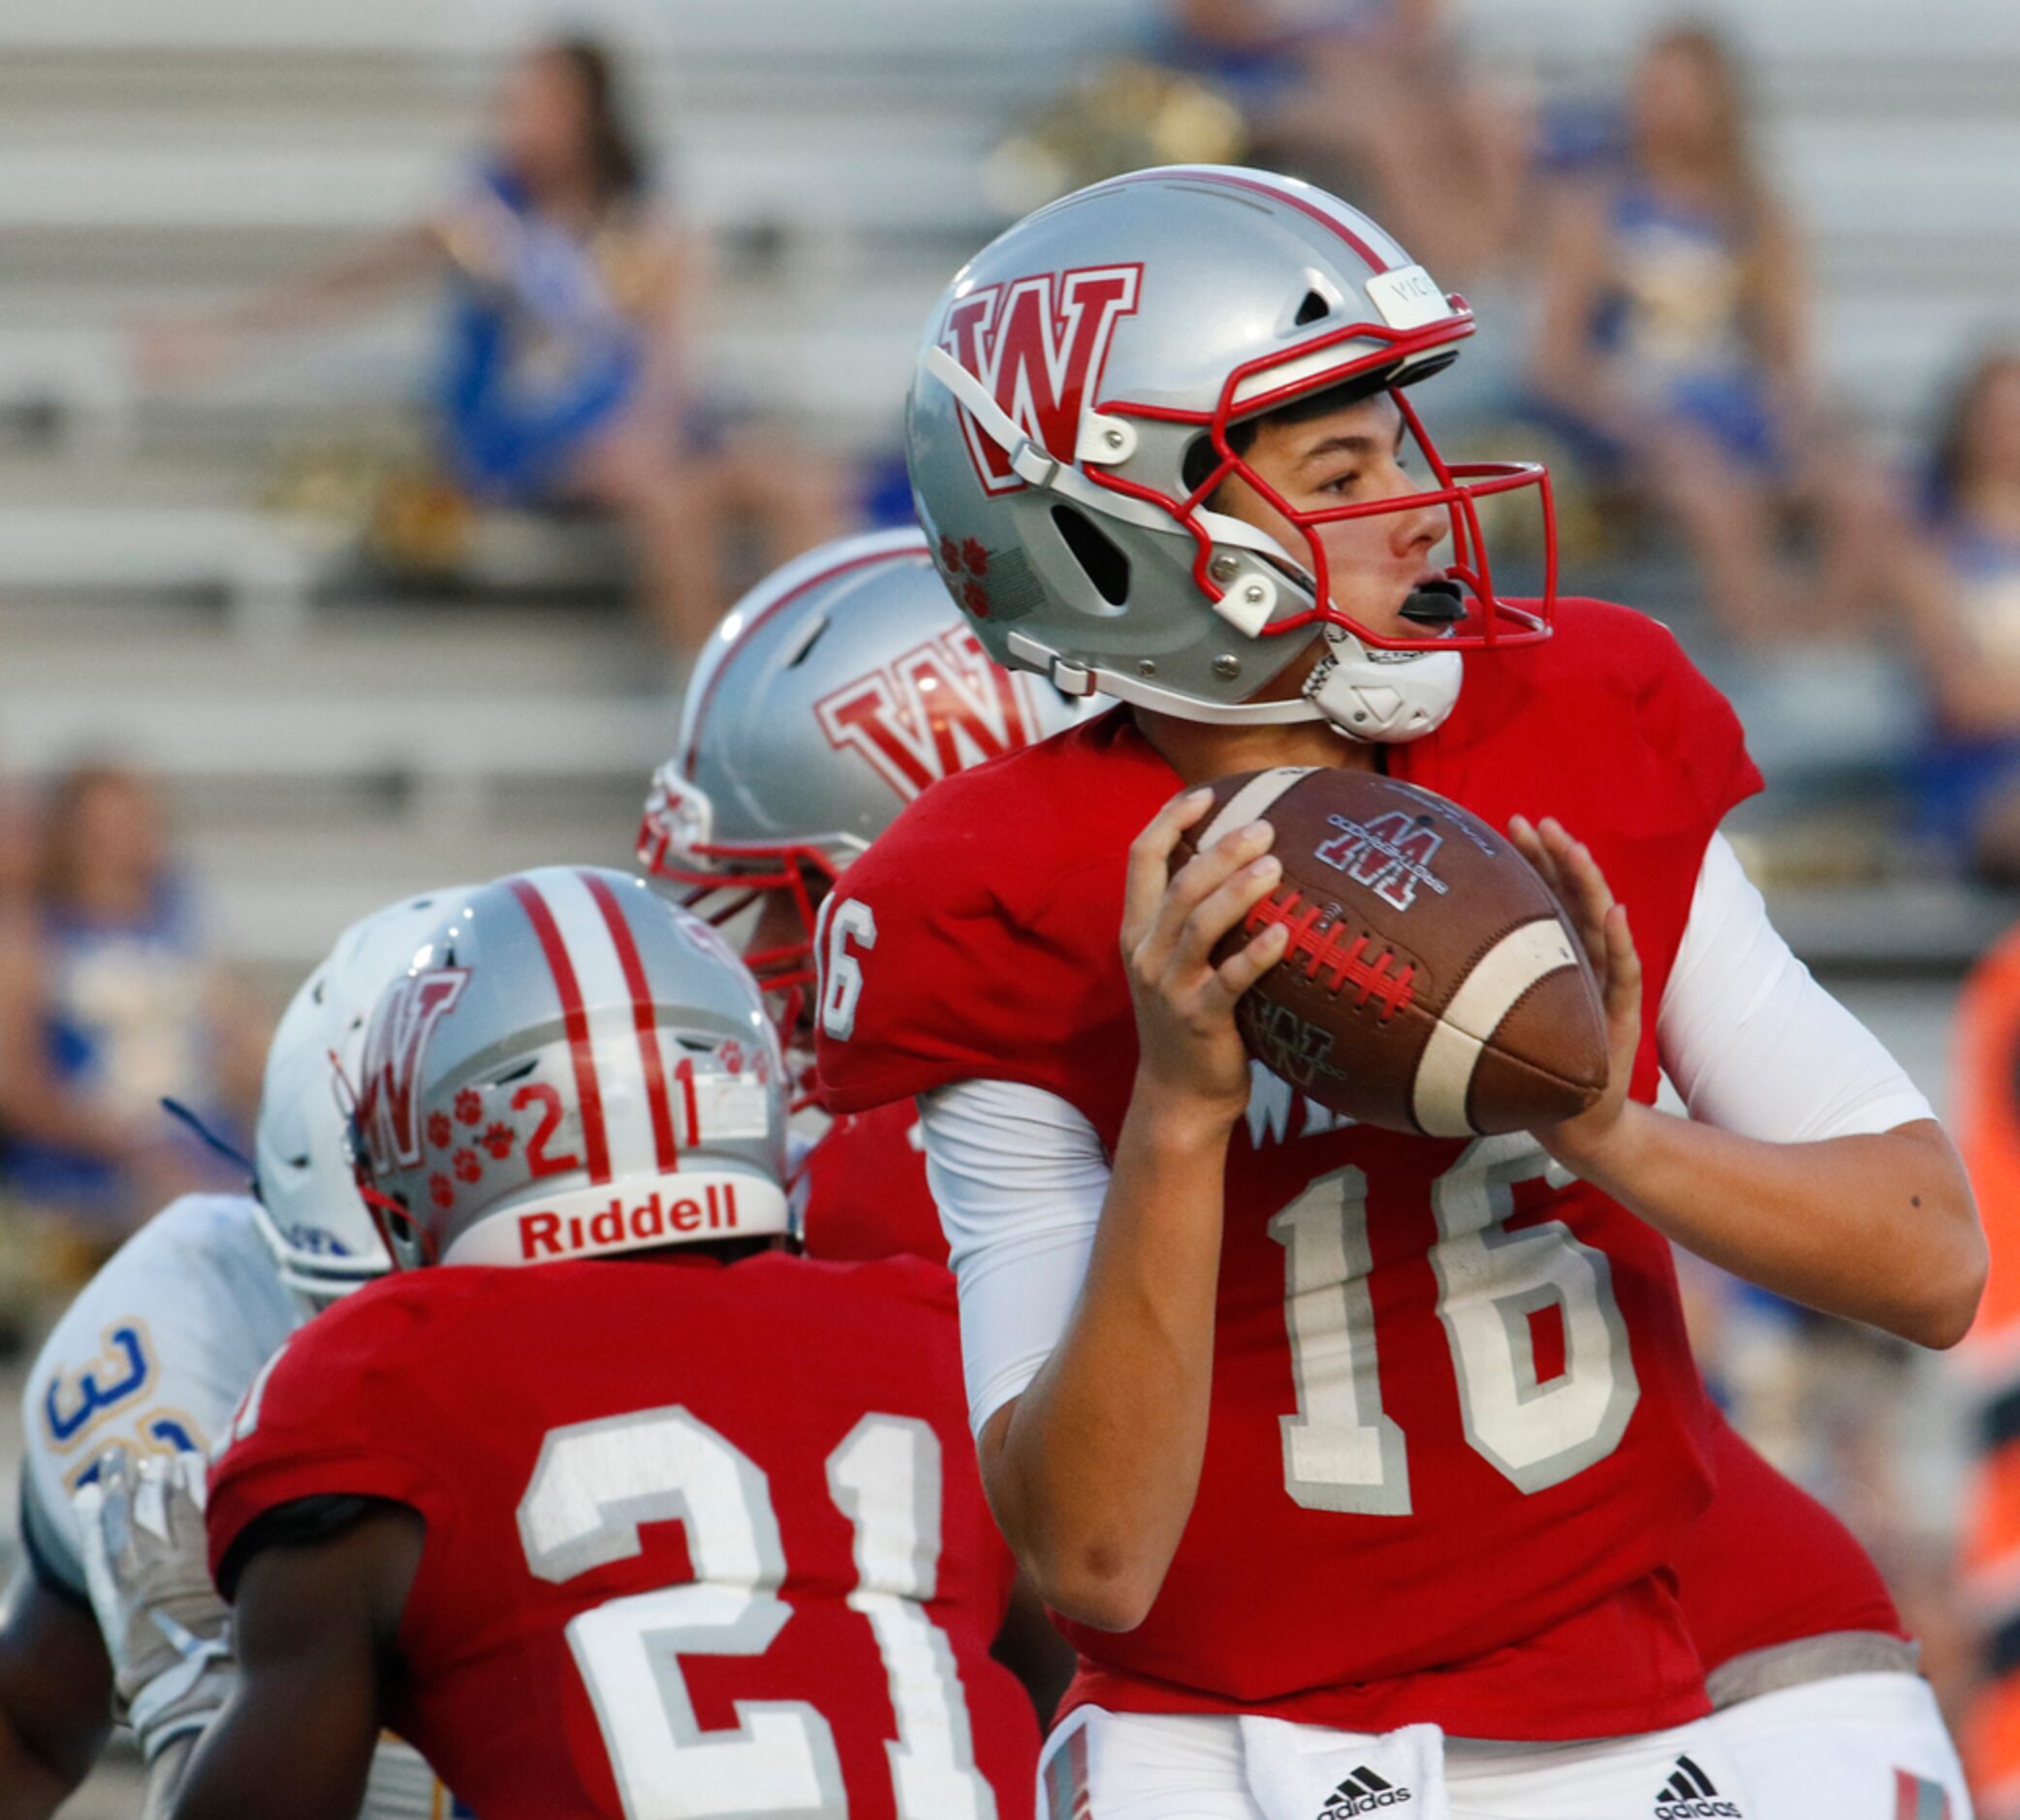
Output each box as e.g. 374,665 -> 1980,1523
349,865 -> 789,1270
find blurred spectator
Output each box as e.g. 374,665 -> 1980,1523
1525,23 -> 1863,641
0,766 -> 248,1272
1163,0 -> 1532,285
136,37 -> 843,658
1883,346 -> 2020,881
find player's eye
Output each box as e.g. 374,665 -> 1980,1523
1316,468 -> 1362,498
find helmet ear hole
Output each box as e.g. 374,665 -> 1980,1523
1294,288 -> 1331,326
1182,434 -> 1227,498
1050,505 -> 1130,607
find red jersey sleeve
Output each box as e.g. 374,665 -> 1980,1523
1629,611 -> 1763,829
815,710 -> 1166,1122
205,1277 -> 451,1593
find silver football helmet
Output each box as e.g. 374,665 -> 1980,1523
253,886 -> 476,1302
639,527 -> 1097,1029
350,866 -> 789,1270
905,163 -> 1556,741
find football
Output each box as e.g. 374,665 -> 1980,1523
1175,768 -> 1608,1136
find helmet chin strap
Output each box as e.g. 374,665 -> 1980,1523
1005,627 -> 1462,740
1301,623 -> 1464,743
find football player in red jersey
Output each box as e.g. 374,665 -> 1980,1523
814,167 -> 1982,1815
638,525 -> 1098,1265
173,867 -> 1041,1820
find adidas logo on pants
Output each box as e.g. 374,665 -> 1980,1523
1319,1766 -> 1413,1816
1653,1754 -> 1743,1819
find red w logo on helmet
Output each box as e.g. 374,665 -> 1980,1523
939,265 -> 1142,496
813,628 -> 1043,800
357,967 -> 469,1171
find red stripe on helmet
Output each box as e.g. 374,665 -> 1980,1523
579,869 -> 679,1174
679,545 -> 926,780
1103,168 -> 1392,275
506,877 -> 612,1185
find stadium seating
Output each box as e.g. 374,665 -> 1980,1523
3,0 -> 2017,974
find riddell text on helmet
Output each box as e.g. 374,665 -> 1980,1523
518,1184 -> 743,1261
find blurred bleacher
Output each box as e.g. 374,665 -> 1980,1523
2,0 -> 2017,980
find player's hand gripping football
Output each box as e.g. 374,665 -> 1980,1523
1508,814 -> 1641,1171
1121,788 -> 1291,1124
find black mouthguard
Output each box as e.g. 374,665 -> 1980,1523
1398,580 -> 1466,627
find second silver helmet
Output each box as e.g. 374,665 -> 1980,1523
639,527 -> 1099,1018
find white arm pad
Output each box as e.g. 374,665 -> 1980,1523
918,1080 -> 1110,1436
1656,834 -> 1934,1142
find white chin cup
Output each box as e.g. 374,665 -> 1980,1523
1304,625 -> 1463,742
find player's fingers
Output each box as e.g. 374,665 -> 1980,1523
1172,849 -> 1283,980
1208,918 -> 1291,1006
1535,819 -> 1608,962
176,1451 -> 210,1513
1544,821 -> 1611,907
1560,837 -> 1619,973
1601,902 -> 1642,1024
1147,821 -> 1276,962
1123,787 -> 1215,949
134,1469 -> 169,1545
1512,815 -> 1567,901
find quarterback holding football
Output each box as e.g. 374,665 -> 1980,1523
815,165 -> 1982,1816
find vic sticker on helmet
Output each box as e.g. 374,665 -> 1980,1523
939,265 -> 1141,495
358,968 -> 469,1170
813,627 -> 1045,800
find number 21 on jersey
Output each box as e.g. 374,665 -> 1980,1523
518,1404 -> 994,1820
1274,1132 -> 1639,1514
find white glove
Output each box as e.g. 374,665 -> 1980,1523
73,1449 -> 237,1761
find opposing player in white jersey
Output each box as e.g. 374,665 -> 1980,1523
1,889 -> 477,1818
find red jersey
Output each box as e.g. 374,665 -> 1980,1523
800,1102 -> 949,1266
1676,1412 -> 1903,1674
816,599 -> 1763,1741
206,1253 -> 1038,1820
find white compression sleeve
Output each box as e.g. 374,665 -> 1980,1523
1657,833 -> 1933,1143
917,1079 -> 1113,1436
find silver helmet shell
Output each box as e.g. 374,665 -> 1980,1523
253,886 -> 477,1302
639,527 -> 1099,1018
903,164 -> 1555,738
352,866 -> 788,1270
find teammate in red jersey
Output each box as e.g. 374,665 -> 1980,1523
816,166 -> 1982,1814
174,867 -> 1040,1820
